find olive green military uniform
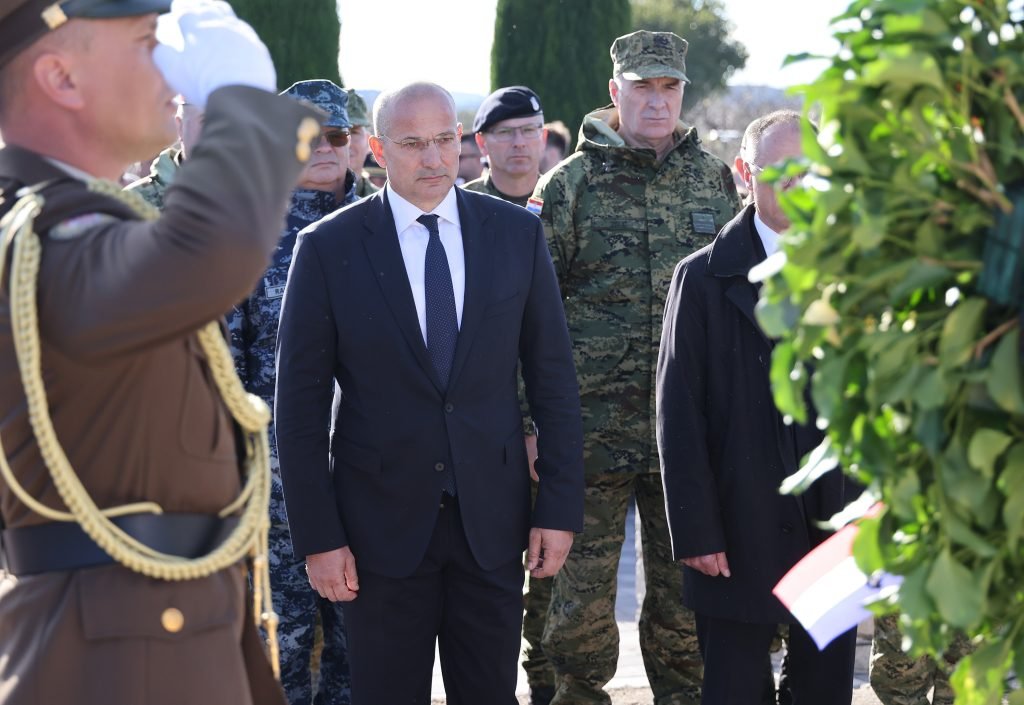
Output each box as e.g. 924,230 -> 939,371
533,102 -> 740,704
125,146 -> 181,209
0,80 -> 320,705
345,89 -> 378,199
462,172 -> 531,208
870,615 -> 972,705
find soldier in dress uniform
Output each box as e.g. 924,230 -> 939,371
227,78 -> 356,705
0,2 -> 322,704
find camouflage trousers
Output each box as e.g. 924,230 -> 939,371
523,480 -> 555,693
268,523 -> 351,705
870,615 -> 971,705
543,472 -> 702,705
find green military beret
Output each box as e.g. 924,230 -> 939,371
0,0 -> 171,68
610,30 -> 689,84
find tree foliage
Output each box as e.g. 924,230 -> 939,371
757,2 -> 1024,702
630,0 -> 747,108
231,0 -> 342,90
491,0 -> 631,146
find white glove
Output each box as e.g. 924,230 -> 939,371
153,0 -> 276,108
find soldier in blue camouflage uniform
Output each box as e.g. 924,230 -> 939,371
227,79 -> 357,705
531,31 -> 741,705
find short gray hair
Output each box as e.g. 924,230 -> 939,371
373,82 -> 457,138
739,110 -> 807,164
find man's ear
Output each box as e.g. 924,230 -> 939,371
609,78 -> 620,107
474,131 -> 488,157
368,134 -> 387,169
33,51 -> 85,111
735,155 -> 751,191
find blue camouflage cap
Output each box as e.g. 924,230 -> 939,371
281,79 -> 351,130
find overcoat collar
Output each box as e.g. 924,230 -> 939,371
707,204 -> 770,346
360,187 -> 493,397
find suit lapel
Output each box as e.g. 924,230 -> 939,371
448,189 -> 492,389
361,191 -> 444,393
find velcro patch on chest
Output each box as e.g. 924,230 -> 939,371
48,213 -> 119,240
690,211 -> 718,236
526,197 -> 544,215
264,283 -> 286,300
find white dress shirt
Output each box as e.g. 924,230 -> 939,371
386,184 -> 466,343
753,211 -> 780,258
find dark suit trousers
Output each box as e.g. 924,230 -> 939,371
695,613 -> 856,705
340,496 -> 524,705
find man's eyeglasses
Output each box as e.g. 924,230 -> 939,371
485,124 -> 544,142
311,130 -> 350,149
746,161 -> 804,190
380,133 -> 460,153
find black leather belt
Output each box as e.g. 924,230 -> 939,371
0,513 -> 240,576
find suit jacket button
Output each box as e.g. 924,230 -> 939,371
161,607 -> 185,633
435,462 -> 445,472
781,523 -> 794,534
444,403 -> 454,413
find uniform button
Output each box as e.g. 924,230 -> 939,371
781,523 -> 794,534
444,403 -> 454,413
435,462 -> 445,472
161,607 -> 185,634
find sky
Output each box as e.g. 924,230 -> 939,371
337,0 -> 853,95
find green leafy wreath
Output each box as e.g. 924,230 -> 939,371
756,1 -> 1024,702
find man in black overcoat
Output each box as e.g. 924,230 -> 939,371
656,110 -> 859,705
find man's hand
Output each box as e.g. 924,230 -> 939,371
524,434 -> 539,482
527,528 -> 573,578
154,0 -> 277,108
681,552 -> 731,577
305,546 -> 359,602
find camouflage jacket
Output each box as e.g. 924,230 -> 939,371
124,147 -> 181,209
355,170 -> 379,198
533,106 -> 740,474
462,172 -> 532,207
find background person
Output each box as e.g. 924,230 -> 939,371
532,29 -> 740,705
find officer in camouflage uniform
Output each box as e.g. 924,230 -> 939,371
227,79 -> 357,705
464,85 -> 546,208
345,89 -> 378,199
125,101 -> 204,208
870,615 -> 971,705
464,84 -> 558,705
531,30 -> 740,705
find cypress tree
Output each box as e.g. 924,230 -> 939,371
491,0 -> 631,148
231,0 -> 343,90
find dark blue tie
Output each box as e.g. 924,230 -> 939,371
418,213 -> 458,495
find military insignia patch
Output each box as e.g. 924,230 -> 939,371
265,284 -> 286,300
526,197 -> 543,215
49,213 -> 118,240
690,211 -> 717,236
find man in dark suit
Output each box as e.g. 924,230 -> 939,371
656,110 -> 859,705
274,82 -> 584,705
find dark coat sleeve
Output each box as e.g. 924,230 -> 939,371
656,254 -> 727,560
519,217 -> 585,532
37,86 -> 320,359
274,229 -> 347,557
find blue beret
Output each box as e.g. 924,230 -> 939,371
472,86 -> 543,134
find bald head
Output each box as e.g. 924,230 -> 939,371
738,110 -> 802,167
373,82 -> 456,138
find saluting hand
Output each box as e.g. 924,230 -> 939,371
306,546 -> 360,602
682,552 -> 731,577
527,528 -> 573,578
